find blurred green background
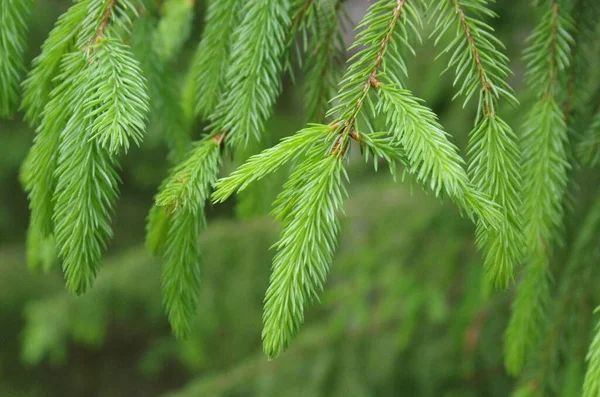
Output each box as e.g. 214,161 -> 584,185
0,1 -> 562,396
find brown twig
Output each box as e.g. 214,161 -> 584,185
330,0 -> 407,156
452,0 -> 494,116
344,0 -> 405,132
211,132 -> 226,145
95,0 -> 116,42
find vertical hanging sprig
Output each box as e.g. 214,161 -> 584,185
129,2 -> 192,162
208,0 -> 293,147
429,0 -> 523,288
571,0 -> 600,165
302,0 -> 346,122
190,0 -> 242,119
21,0 -> 90,125
25,0 -> 114,239
504,0 -> 574,375
565,0 -> 600,140
0,0 -> 34,118
213,0 -> 500,358
150,0 -> 293,338
24,0 -> 149,293
154,137 -> 222,338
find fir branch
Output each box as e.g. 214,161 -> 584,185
212,124 -> 333,203
0,0 -> 34,118
25,52 -> 88,237
191,0 -> 242,119
376,82 -> 501,228
469,117 -> 522,288
328,0 -> 414,136
505,0 -> 574,375
208,0 -> 293,147
262,151 -> 347,358
303,0 -> 345,122
21,0 -> 90,125
430,0 -> 523,288
155,138 -> 222,337
504,252 -> 550,375
51,54 -> 121,295
522,1 -> 574,97
130,14 -> 190,160
360,131 -> 409,176
430,0 -> 517,112
85,38 -> 150,154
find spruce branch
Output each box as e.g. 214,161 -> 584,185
21,0 -> 90,125
212,124 -> 334,203
212,0 -> 502,358
522,1 -> 574,97
504,0 -> 574,375
25,52 -> 88,237
430,0 -> 517,113
207,0 -> 293,147
51,53 -> 122,295
303,0 -> 346,122
328,0 -> 411,138
154,138 -> 222,337
359,131 -> 409,177
130,14 -> 190,160
24,0 -> 146,294
430,0 -> 523,288
0,0 -> 34,118
85,38 -> 150,154
376,82 -> 501,228
191,0 -> 241,119
262,150 -> 347,358
504,251 -> 550,375
469,117 -> 522,288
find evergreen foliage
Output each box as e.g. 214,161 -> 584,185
504,0 -> 574,375
0,0 -> 34,117
22,0 -> 149,293
4,0 -> 600,394
207,0 -> 292,148
191,0 -> 241,119
430,0 -> 523,288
